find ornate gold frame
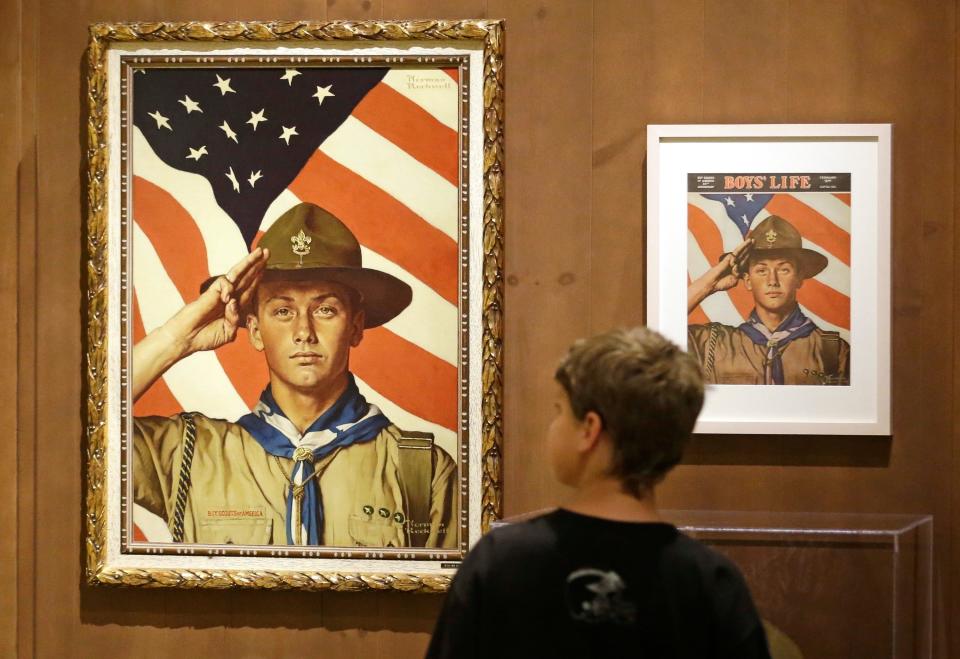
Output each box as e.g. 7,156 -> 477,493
85,20 -> 504,591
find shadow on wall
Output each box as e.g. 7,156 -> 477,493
79,585 -> 443,632
683,434 -> 892,468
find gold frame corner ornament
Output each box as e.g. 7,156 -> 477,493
84,19 -> 504,592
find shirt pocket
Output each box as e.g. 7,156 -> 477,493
718,374 -> 760,384
348,514 -> 402,547
196,519 -> 273,545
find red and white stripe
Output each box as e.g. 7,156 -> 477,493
131,68 -> 460,457
687,192 -> 851,342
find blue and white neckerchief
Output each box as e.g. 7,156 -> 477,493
237,374 -> 390,545
738,306 -> 817,385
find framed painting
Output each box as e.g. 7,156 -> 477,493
647,124 -> 890,435
84,20 -> 504,591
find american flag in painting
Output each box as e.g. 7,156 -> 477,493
687,178 -> 851,342
129,64 -> 461,461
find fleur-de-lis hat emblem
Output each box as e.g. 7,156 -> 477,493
291,229 -> 312,265
200,203 -> 413,329
742,215 -> 829,279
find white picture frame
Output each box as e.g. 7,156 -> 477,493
647,124 -> 891,435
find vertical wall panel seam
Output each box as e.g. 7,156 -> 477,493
27,137 -> 37,659
16,0 -> 36,654
587,0 -> 597,334
951,2 -> 960,656
4,0 -> 21,654
941,2 -> 960,656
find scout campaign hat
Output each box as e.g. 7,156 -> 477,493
743,215 -> 828,279
204,203 -> 412,328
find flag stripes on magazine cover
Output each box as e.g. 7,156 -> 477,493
687,191 -> 851,342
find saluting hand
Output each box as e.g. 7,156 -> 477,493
687,238 -> 752,315
162,247 -> 270,355
131,247 -> 269,402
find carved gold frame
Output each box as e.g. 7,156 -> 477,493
85,20 -> 504,591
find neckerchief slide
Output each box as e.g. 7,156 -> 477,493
738,307 -> 817,384
237,374 -> 390,545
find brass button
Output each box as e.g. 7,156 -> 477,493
378,507 -> 390,518
393,512 -> 405,524
362,505 -> 374,516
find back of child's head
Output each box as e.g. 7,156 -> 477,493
555,326 -> 705,497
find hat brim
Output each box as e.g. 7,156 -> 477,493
201,266 -> 412,329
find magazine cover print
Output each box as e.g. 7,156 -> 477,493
687,173 -> 851,386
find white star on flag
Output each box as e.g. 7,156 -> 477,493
148,110 -> 171,130
724,196 -> 735,207
186,145 -> 208,161
279,126 -> 299,145
312,84 -> 335,106
745,193 -> 755,202
248,170 -> 263,188
219,120 -> 238,143
213,74 -> 236,96
281,69 -> 301,85
225,167 -> 240,192
179,95 -> 202,114
247,109 -> 267,131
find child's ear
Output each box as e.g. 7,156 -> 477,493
248,315 -> 264,352
580,410 -> 604,450
350,309 -> 365,347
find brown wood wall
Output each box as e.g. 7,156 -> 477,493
3,1 -> 958,657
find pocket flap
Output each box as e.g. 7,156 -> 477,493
348,515 -> 402,547
197,519 -> 273,545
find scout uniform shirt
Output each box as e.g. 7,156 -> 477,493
133,414 -> 458,547
688,322 -> 850,385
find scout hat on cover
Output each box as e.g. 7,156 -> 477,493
743,215 -> 828,279
205,203 -> 412,328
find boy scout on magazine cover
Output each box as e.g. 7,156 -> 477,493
686,173 -> 852,386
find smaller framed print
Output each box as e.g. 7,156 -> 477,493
647,124 -> 891,435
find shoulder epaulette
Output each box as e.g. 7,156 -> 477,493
396,429 -> 434,450
395,430 -> 435,546
820,332 -> 842,379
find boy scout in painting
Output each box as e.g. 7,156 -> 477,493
687,215 -> 850,386
132,203 -> 457,547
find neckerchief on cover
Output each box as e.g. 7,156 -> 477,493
237,374 -> 390,545
738,306 -> 817,384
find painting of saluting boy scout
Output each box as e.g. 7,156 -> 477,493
127,63 -> 463,549
686,173 -> 851,386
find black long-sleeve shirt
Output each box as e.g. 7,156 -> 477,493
427,509 -> 771,659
